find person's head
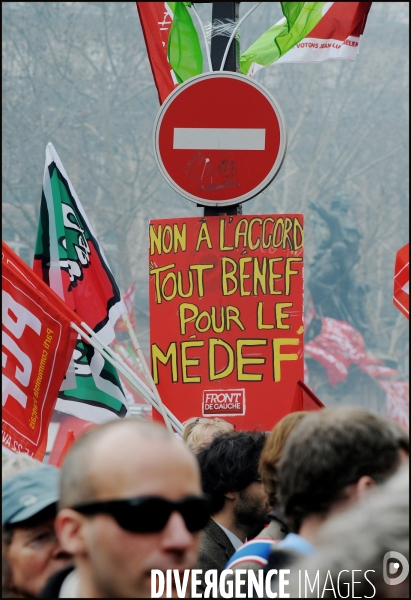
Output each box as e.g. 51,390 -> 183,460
55,420 -> 209,598
182,417 -> 234,453
196,431 -> 269,535
277,407 -> 407,534
386,419 -> 409,463
2,465 -> 72,598
284,465 -> 409,598
2,453 -> 42,481
259,411 -> 308,507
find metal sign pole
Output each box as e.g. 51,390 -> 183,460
203,2 -> 242,217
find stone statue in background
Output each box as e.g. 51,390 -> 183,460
308,193 -> 370,341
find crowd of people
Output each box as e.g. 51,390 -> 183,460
2,407 -> 409,598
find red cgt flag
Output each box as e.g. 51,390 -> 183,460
291,379 -> 325,413
393,242 -> 409,319
2,243 -> 80,460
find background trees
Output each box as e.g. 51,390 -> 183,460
2,2 -> 409,401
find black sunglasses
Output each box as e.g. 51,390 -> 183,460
71,494 -> 211,534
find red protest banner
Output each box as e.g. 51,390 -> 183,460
149,215 -> 304,431
2,243 -> 78,459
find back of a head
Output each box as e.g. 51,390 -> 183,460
285,465 -> 409,598
2,453 -> 42,481
317,464 -> 409,555
196,431 -> 267,514
59,419 -> 176,509
386,419 -> 409,457
277,407 -> 403,533
259,411 -> 308,506
182,417 -> 234,453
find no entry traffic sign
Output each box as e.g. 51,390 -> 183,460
153,72 -> 287,207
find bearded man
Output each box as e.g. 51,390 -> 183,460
195,431 -> 269,593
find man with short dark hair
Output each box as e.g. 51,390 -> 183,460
278,407 -> 407,537
195,431 -> 269,591
42,420 -> 211,598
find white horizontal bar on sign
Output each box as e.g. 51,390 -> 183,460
173,128 -> 266,150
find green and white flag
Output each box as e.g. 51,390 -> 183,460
241,2 -> 372,76
34,143 -> 129,423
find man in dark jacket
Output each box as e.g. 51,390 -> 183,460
195,431 -> 269,593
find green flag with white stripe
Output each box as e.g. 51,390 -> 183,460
34,143 -> 129,423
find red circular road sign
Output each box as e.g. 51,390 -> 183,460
153,72 -> 287,207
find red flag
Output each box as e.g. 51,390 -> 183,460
291,379 -> 325,413
48,416 -> 96,466
307,2 -> 372,45
55,430 -> 75,468
305,317 -> 391,387
377,381 -> 409,431
115,283 -> 137,332
393,242 -> 409,319
136,3 -> 178,104
305,318 -> 366,385
2,243 -> 80,460
359,362 -> 398,379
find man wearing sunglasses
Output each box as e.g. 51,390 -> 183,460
41,420 -> 210,598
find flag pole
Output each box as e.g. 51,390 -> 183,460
71,322 -> 182,434
121,312 -> 174,434
205,2 -> 242,218
219,2 -> 262,71
71,321 -> 182,434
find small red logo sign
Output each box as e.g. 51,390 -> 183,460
202,389 -> 246,416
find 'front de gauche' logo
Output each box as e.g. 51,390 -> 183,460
202,389 -> 245,416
